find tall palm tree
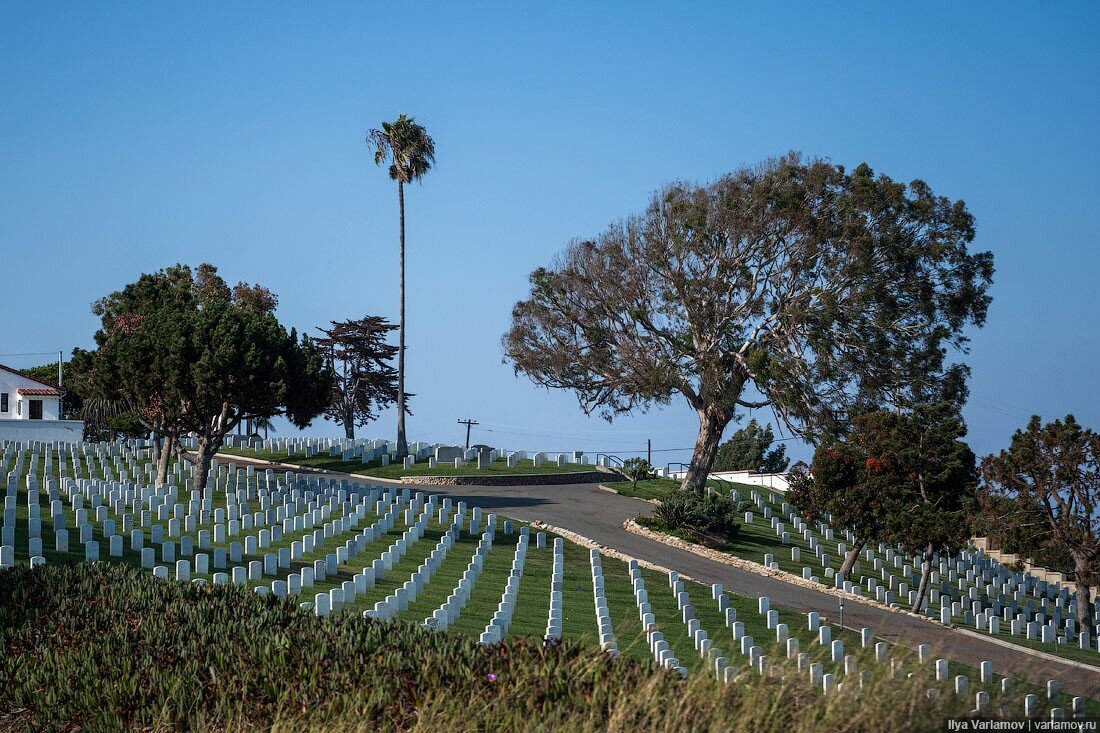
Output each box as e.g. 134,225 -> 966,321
368,114 -> 435,460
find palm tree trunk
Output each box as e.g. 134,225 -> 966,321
395,179 -> 409,459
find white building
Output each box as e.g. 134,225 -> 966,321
0,363 -> 84,443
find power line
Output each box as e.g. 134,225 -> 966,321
971,393 -> 1038,415
457,418 -> 478,450
474,426 -> 644,446
476,420 -> 672,438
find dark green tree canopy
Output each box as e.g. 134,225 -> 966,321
316,315 -> 402,439
89,263 -> 331,490
789,402 -> 978,610
979,415 -> 1100,636
504,154 -> 993,488
713,419 -> 789,473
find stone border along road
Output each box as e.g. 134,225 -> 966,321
218,454 -> 1100,699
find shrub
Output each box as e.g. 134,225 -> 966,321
0,562 -> 995,732
620,457 -> 655,488
653,489 -> 741,544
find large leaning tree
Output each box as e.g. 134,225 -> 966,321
980,415 -> 1100,638
89,263 -> 331,492
315,315 -> 402,440
504,154 -> 994,489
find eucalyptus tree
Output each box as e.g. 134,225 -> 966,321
504,154 -> 993,490
367,114 -> 435,459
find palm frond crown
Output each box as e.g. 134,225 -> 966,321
367,114 -> 436,184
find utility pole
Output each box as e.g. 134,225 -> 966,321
647,438 -> 651,465
57,350 -> 63,419
457,418 -> 478,449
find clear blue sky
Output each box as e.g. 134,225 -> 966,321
2,2 -> 1097,466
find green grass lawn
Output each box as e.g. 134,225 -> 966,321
604,477 -> 754,501
3,445 -> 1097,712
632,479 -> 1100,671
218,446 -> 599,479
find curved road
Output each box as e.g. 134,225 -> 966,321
224,457 -> 1100,698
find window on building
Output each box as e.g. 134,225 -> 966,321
0,393 -> 7,413
29,400 -> 43,420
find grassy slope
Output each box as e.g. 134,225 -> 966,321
630,477 -> 1100,669
2,447 -> 1094,715
218,446 -> 598,479
603,477 -> 754,501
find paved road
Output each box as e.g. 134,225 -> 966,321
224,457 -> 1100,698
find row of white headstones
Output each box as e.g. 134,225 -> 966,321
235,435 -> 592,471
0,441 -> 1089,718
733,486 -> 1096,653
1,438 -> 1092,662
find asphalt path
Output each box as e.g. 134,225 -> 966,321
223,457 -> 1100,698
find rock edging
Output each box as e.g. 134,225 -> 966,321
623,518 -> 946,628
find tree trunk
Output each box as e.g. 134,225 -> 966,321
395,179 -> 409,460
190,438 -> 219,496
343,402 -> 356,440
1075,555 -> 1095,639
911,544 -> 934,614
681,408 -> 731,492
156,433 -> 175,487
839,536 -> 867,579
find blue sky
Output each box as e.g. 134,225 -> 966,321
1,2 -> 1097,465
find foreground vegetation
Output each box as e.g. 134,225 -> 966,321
0,563 -> 1029,732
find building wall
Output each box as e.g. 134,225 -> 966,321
0,369 -> 61,420
666,468 -> 791,492
0,419 -> 84,444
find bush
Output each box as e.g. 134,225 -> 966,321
620,457 -> 655,488
653,489 -> 741,544
0,562 -> 992,732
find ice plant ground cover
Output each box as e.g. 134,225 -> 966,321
0,562 -> 1083,733
0,439 -> 1094,727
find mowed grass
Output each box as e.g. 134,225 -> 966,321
603,478 -> 752,501
4,447 -> 1098,713
218,446 -> 599,479
0,447 -> 925,677
628,477 -> 1100,671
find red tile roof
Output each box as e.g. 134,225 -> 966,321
17,388 -> 61,396
0,363 -> 61,389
